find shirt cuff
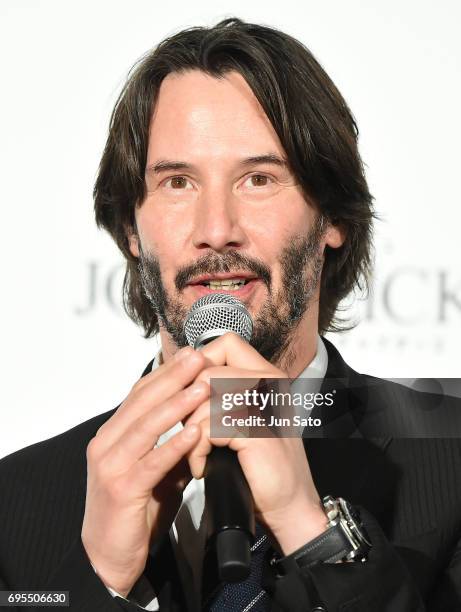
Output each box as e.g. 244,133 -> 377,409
90,562 -> 159,610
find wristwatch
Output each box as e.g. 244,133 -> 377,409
271,495 -> 372,576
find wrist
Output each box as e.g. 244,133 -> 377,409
270,496 -> 373,576
270,499 -> 329,556
88,559 -> 134,598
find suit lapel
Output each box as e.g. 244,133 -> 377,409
144,531 -> 194,611
304,338 -> 394,528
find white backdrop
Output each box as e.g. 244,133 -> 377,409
1,0 -> 460,459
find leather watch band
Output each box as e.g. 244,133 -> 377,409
271,522 -> 350,575
270,496 -> 372,577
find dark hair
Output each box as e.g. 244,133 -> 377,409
94,17 -> 374,337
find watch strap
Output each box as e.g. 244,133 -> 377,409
271,522 -> 350,575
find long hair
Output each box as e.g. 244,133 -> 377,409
94,17 -> 375,337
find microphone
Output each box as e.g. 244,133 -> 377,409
184,293 -> 255,582
184,293 -> 253,349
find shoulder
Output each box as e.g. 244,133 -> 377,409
357,372 -> 460,421
357,376 -> 461,441
322,337 -> 461,437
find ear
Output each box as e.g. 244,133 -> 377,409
127,231 -> 140,258
324,223 -> 346,249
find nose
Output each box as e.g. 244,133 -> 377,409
191,187 -> 246,252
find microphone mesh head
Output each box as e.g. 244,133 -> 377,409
184,293 -> 253,349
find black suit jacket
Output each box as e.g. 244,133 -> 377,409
0,339 -> 460,611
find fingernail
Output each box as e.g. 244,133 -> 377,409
188,381 -> 208,396
183,424 -> 199,440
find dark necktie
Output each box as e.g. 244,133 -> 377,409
203,522 -> 271,612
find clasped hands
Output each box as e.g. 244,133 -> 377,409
81,332 -> 326,597
186,332 -> 327,554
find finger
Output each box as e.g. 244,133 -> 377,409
188,420 -> 269,480
193,366 -> 289,427
96,348 -> 205,449
101,381 -> 210,473
192,366 -> 274,406
183,397 -> 210,427
130,346 -> 195,393
187,418 -> 233,478
200,332 -> 283,373
127,424 -> 202,495
183,397 -> 212,479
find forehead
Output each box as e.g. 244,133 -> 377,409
147,70 -> 285,162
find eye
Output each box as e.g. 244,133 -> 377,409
164,176 -> 193,189
243,174 -> 273,188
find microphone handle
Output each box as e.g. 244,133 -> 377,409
204,447 -> 255,582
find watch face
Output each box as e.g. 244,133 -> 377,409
339,499 -> 373,548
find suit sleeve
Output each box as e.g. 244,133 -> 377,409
262,508 -> 427,612
0,573 -> 19,612
42,536 -> 150,612
427,528 -> 461,611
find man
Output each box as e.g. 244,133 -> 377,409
0,17 -> 460,612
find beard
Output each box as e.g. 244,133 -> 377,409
137,216 -> 325,367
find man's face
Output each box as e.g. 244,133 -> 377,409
129,70 -> 343,363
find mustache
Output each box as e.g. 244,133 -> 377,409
175,251 -> 272,291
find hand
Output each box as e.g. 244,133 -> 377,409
186,333 -> 328,555
81,347 -> 209,596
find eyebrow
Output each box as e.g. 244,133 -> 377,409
145,154 -> 289,175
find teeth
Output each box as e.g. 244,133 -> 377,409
204,278 -> 248,290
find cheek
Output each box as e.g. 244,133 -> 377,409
246,194 -> 313,254
137,201 -> 191,260
257,199 -> 315,285
134,220 -> 188,293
